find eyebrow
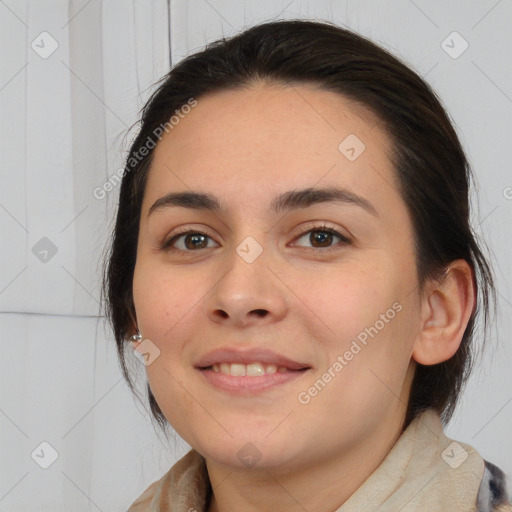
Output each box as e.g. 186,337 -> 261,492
148,186 -> 378,218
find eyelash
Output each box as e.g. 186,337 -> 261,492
160,224 -> 351,254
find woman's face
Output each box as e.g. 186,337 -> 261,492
132,83 -> 423,471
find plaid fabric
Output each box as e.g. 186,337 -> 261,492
477,460 -> 512,512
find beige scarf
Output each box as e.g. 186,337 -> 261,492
128,408 -> 511,511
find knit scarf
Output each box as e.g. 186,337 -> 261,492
128,408 -> 511,512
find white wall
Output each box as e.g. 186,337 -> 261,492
0,0 -> 510,509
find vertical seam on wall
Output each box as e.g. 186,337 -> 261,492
24,0 -> 29,267
131,0 -> 142,103
167,0 -> 172,69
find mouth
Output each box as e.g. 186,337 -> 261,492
194,348 -> 311,393
206,362 -> 303,376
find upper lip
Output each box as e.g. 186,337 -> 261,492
194,347 -> 310,370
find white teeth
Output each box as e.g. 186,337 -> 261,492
230,363 -> 246,376
246,363 -> 265,376
211,362 -> 288,376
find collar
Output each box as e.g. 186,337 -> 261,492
128,408 -> 510,512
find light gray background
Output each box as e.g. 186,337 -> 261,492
0,0 -> 511,510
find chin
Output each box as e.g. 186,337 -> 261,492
193,432 -> 309,473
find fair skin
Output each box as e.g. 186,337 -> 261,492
131,82 -> 474,512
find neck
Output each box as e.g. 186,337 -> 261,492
205,404 -> 406,512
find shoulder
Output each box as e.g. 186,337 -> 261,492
127,450 -> 209,512
477,459 -> 512,512
127,477 -> 162,512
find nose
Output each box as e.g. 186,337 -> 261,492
203,241 -> 288,328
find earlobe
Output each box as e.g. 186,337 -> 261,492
412,260 -> 475,366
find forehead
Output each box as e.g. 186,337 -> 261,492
143,83 -> 400,217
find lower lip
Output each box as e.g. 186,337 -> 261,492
197,368 -> 309,393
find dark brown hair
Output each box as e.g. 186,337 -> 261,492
101,19 -> 495,432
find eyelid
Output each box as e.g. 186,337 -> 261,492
289,223 -> 352,253
160,222 -> 352,253
159,225 -> 218,251
290,221 -> 351,243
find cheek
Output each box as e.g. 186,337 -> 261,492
132,262 -> 200,432
133,262 -> 203,340
298,258 -> 398,348
299,302 -> 415,439
300,258 -> 414,390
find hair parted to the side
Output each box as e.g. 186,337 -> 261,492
101,19 -> 495,433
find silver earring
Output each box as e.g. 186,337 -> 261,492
129,330 -> 142,342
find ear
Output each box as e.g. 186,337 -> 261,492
412,260 -> 475,365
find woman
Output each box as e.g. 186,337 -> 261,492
102,19 -> 511,512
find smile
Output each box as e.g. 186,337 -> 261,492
197,366 -> 310,394
194,347 -> 311,393
210,362 -> 290,376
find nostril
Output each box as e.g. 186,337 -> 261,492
251,309 -> 268,317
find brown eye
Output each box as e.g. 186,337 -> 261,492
309,231 -> 334,248
161,231 -> 218,252
293,225 -> 351,251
